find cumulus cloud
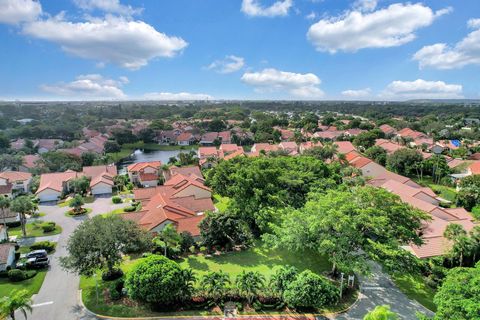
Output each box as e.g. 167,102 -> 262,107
353,0 -> 377,12
307,3 -> 449,53
413,19 -> 480,69
143,92 -> 213,101
380,79 -> 463,100
0,0 -> 42,25
305,12 -> 316,20
341,88 -> 372,99
241,0 -> 293,17
206,55 -> 245,74
23,15 -> 187,70
241,68 -> 324,99
40,74 -> 128,99
73,0 -> 142,16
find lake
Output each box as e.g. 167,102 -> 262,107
117,148 -> 196,173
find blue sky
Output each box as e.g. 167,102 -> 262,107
0,0 -> 479,101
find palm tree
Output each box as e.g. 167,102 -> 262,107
154,224 -> 181,257
69,194 -> 85,214
469,226 -> 480,263
180,269 -> 196,300
0,289 -> 33,320
235,271 -> 265,304
200,271 -> 230,301
0,197 -> 11,239
363,305 -> 398,320
10,196 -> 33,237
444,223 -> 469,266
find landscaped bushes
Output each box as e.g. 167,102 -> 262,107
124,206 -> 136,212
30,241 -> 56,252
41,222 -> 56,233
112,196 -> 122,204
102,268 -> 124,281
7,269 -> 36,282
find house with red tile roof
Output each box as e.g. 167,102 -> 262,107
198,147 -> 223,169
275,128 -> 295,141
278,142 -> 298,155
375,139 -> 404,154
20,154 -> 41,172
379,124 -> 396,136
36,170 -> 80,202
397,128 -> 427,140
37,139 -> 63,154
334,141 -> 356,154
249,143 -> 279,157
0,171 -> 32,195
344,128 -> 366,137
220,144 -> 245,160
176,132 -> 196,146
218,131 -> 231,144
124,174 -> 215,237
313,130 -> 344,140
299,141 -> 323,154
127,161 -> 162,187
200,132 -> 219,146
163,165 -> 204,182
82,165 -> 117,195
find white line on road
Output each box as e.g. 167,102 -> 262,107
32,301 -> 54,308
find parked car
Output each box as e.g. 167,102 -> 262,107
26,250 -> 48,259
27,256 -> 49,268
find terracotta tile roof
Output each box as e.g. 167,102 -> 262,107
398,128 -> 426,139
279,142 -> 298,152
198,147 -> 221,158
223,148 -> 245,160
167,166 -> 203,181
0,243 -> 14,264
335,141 -> 356,154
251,143 -> 279,153
218,131 -> 231,141
37,171 -> 79,193
367,171 -> 419,188
219,144 -> 242,153
350,156 -> 372,169
83,165 -> 117,188
299,141 -> 323,152
22,154 -> 40,169
313,131 -> 344,140
345,128 -> 365,136
176,215 -> 204,236
0,171 -> 32,182
447,159 -> 467,168
379,124 -> 396,135
375,139 -> 404,154
127,161 -> 162,173
469,162 -> 480,175
200,132 -> 218,142
176,132 -> 194,142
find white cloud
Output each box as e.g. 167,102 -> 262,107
40,74 -> 128,99
413,19 -> 480,69
380,79 -> 463,100
73,0 -> 142,16
307,3 -> 449,53
241,0 -> 293,17
143,92 -> 213,101
353,0 -> 377,12
341,88 -> 372,99
23,15 -> 187,70
206,55 -> 245,74
305,11 -> 316,20
0,0 -> 42,25
241,68 -> 324,99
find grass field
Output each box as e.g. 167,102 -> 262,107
9,221 -> 62,238
0,270 -> 47,298
391,273 -> 437,312
80,242 -> 333,317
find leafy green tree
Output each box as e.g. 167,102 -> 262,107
365,146 -> 387,166
353,131 -> 378,149
0,133 -> 10,151
386,148 -> 424,177
0,197 -> 11,239
199,210 -> 252,249
0,154 -> 23,171
69,194 -> 85,214
10,196 -> 34,237
0,289 -> 32,320
235,271 -> 265,304
444,224 -> 472,267
104,140 -> 121,153
137,128 -> 156,143
40,151 -> 82,172
61,215 -> 151,276
154,224 -> 181,258
112,129 -> 137,145
125,255 -> 194,305
70,176 -> 90,195
433,264 -> 480,320
283,270 -> 338,309
179,231 -> 195,253
266,187 -> 427,274
304,143 -> 338,161
81,152 -> 98,167
457,175 -> 480,211
363,305 -> 398,320
201,271 -> 230,301
269,265 -> 298,296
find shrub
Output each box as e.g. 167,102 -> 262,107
30,241 -> 56,252
102,268 -> 124,281
8,269 -> 26,282
112,196 -> 122,204
109,278 -> 124,300
125,255 -> 193,305
283,270 -> 339,309
124,206 -> 136,212
41,222 -> 56,233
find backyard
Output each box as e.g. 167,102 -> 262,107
80,242 -> 338,318
414,176 -> 457,203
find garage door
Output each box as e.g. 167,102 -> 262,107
38,191 -> 59,202
92,185 -> 112,195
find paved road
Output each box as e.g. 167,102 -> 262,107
20,198 -> 127,320
334,262 -> 435,320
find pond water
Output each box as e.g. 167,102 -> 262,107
117,148 -> 196,173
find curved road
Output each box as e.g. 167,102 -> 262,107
17,199 -> 433,320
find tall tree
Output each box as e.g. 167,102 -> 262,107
10,196 -> 34,237
0,289 -> 32,320
201,271 -> 230,301
235,271 -> 265,304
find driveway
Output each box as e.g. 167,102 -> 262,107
334,262 -> 435,320
20,197 -> 127,320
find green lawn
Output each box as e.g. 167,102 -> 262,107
213,194 -> 230,212
391,273 -> 437,312
80,242 -> 333,317
0,270 -> 47,298
414,177 -> 457,203
100,208 -> 125,217
178,243 -> 331,281
9,221 -> 62,238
